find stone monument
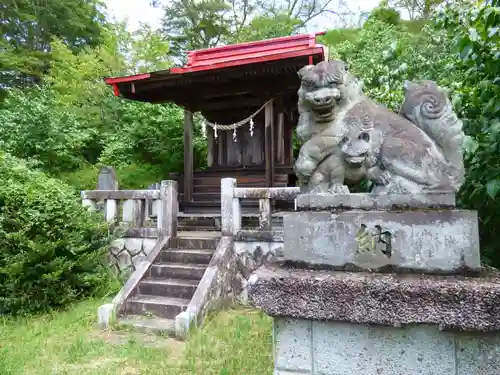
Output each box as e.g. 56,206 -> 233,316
248,60 -> 500,375
97,166 -> 119,191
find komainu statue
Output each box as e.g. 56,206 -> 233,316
293,60 -> 466,194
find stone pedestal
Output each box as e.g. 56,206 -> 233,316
286,193 -> 480,273
248,192 -> 500,375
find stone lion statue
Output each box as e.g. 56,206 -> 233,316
293,60 -> 465,194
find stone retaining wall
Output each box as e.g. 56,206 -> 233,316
108,238 -> 157,276
273,318 -> 500,375
233,241 -> 283,303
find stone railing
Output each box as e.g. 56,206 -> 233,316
221,177 -> 300,242
81,180 -> 178,275
81,180 -> 178,238
220,177 -> 300,304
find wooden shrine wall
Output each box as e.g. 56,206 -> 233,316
207,109 -> 294,169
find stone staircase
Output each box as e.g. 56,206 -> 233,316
116,212 -> 284,336
118,231 -> 219,335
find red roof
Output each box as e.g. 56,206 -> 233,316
104,32 -> 326,87
103,32 -> 327,114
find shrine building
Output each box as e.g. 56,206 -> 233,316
104,32 -> 327,213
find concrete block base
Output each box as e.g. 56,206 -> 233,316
273,318 -> 500,375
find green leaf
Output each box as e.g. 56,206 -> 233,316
468,28 -> 479,42
460,42 -> 473,59
486,179 -> 500,199
490,119 -> 500,134
462,135 -> 479,154
488,27 -> 499,38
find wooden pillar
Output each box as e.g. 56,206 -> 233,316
265,101 -> 275,187
207,126 -> 214,168
184,110 -> 193,203
217,131 -> 224,167
276,112 -> 285,164
221,132 -> 227,166
284,111 -> 294,166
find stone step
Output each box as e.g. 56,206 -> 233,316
177,225 -> 221,232
118,315 -> 176,336
124,294 -> 190,319
182,203 -> 259,214
159,249 -> 214,264
138,278 -> 199,299
149,263 -> 207,280
175,215 -> 284,231
177,216 -> 221,228
170,236 -> 218,250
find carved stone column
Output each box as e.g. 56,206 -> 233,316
249,192 -> 500,375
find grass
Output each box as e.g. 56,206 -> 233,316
0,298 -> 273,375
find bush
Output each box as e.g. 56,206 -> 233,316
99,102 -> 208,177
0,87 -> 91,174
57,163 -> 101,191
0,153 -> 115,315
365,6 -> 401,27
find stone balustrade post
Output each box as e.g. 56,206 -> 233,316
221,178 -> 241,236
158,180 -> 178,237
82,198 -> 96,210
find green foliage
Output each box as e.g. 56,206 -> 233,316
129,24 -> 173,73
400,19 -> 427,33
0,87 -> 92,172
434,1 -> 500,265
365,5 -> 401,26
46,36 -> 125,109
114,163 -> 166,189
161,0 -> 233,60
235,13 -> 302,42
0,0 -> 107,88
331,20 -> 457,109
0,153 -> 114,315
158,0 -> 349,59
389,0 -> 450,20
320,19 -> 425,52
320,28 -> 361,48
58,163 -> 166,191
57,164 -> 101,191
99,102 -> 207,176
0,27 -> 193,184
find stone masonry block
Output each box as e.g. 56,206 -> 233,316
116,250 -> 132,272
271,317 -> 500,375
312,322 -> 455,375
284,210 -> 480,273
132,254 -> 147,269
455,332 -> 500,375
274,318 -> 313,373
124,238 -> 144,256
142,239 -> 157,255
109,238 -> 125,256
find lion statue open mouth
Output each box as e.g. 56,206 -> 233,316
296,61 -> 349,125
293,60 -> 465,195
